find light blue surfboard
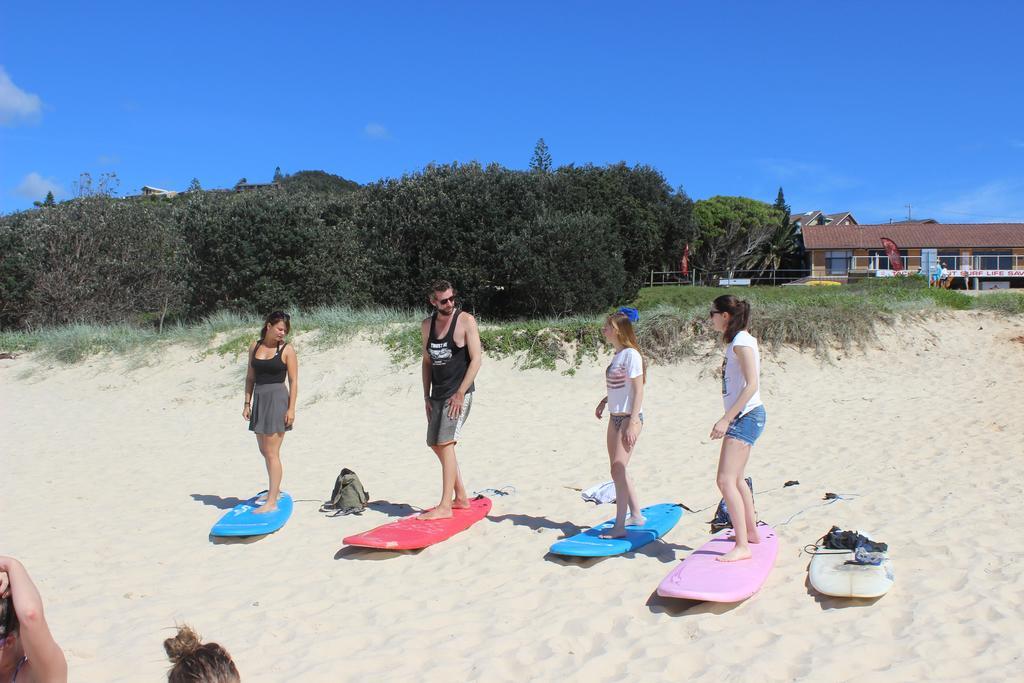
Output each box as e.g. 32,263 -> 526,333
210,491 -> 293,537
549,503 -> 683,557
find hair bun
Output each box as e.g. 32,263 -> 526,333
164,625 -> 202,662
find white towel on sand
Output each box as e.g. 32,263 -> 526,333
581,481 -> 616,504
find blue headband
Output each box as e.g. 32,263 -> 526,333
617,306 -> 639,323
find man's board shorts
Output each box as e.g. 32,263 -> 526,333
427,392 -> 473,446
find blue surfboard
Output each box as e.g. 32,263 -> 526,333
549,503 -> 683,557
210,491 -> 293,537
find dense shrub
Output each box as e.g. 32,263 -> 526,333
178,190 -> 372,317
0,212 -> 35,329
1,198 -> 186,328
353,162 -> 693,316
0,162 -> 695,329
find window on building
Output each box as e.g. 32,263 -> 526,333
973,250 -> 1012,270
825,250 -> 852,275
937,251 -> 960,270
866,249 -> 910,271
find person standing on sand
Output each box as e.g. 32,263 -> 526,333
594,307 -> 647,538
708,295 -> 766,562
242,311 -> 299,515
420,280 -> 482,520
0,556 -> 68,683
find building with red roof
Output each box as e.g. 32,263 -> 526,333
802,222 -> 1024,288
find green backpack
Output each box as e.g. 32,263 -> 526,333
320,468 -> 369,516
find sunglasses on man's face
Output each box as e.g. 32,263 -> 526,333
436,295 -> 456,305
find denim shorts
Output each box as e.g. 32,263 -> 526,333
725,405 -> 766,446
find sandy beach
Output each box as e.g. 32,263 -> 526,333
4,310 -> 1024,682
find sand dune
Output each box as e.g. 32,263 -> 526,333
3,311 -> 1024,682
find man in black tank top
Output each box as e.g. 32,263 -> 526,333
419,280 -> 483,520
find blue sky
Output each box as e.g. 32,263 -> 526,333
2,1 -> 1023,222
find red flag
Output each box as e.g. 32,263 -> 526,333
680,243 -> 690,277
880,237 -> 903,271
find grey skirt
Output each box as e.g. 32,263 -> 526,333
249,382 -> 293,434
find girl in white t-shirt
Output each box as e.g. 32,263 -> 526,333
709,295 -> 766,562
594,308 -> 647,538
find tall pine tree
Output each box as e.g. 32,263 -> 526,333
773,187 -> 790,227
529,138 -> 552,173
760,186 -> 803,273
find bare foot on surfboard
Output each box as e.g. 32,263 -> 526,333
717,545 -> 753,562
626,515 -> 646,527
747,528 -> 761,544
253,502 -> 279,515
419,506 -> 453,520
599,526 -> 628,539
452,497 -> 471,509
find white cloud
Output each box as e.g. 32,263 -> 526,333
849,179 -> 1024,224
14,172 -> 64,200
936,178 -> 1024,222
364,122 -> 390,140
0,66 -> 43,126
97,154 -> 121,165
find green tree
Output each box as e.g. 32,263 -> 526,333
188,178 -> 202,193
773,187 -> 790,225
530,138 -> 552,173
179,190 -> 371,317
692,196 -> 782,280
281,170 -> 360,195
273,166 -> 284,183
43,191 -> 56,206
753,187 -> 800,274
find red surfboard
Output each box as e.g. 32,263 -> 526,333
343,496 -> 492,550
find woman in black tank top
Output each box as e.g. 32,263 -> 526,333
242,311 -> 299,514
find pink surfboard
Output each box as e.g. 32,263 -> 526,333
657,525 -> 778,602
343,497 -> 492,550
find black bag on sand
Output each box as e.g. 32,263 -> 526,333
320,468 -> 369,517
821,526 -> 888,553
710,477 -> 755,533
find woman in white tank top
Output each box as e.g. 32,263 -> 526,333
708,295 -> 767,563
593,308 -> 647,538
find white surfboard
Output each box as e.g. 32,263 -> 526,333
808,548 -> 894,598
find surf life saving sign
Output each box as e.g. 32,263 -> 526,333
953,270 -> 1024,278
875,269 -> 1024,278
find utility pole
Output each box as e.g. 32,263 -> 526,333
905,203 -> 912,220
